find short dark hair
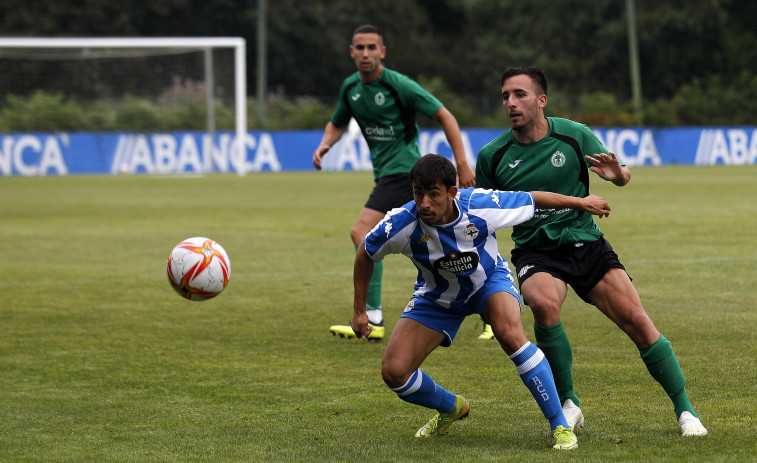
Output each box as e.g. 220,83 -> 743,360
410,154 -> 457,190
353,24 -> 383,41
501,67 -> 548,95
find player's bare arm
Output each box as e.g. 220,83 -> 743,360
432,107 -> 475,188
530,192 -> 611,218
313,122 -> 348,170
352,242 -> 375,339
585,151 -> 631,186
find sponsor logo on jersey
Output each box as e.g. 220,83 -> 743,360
374,92 -> 386,105
508,159 -> 523,168
463,223 -> 479,241
364,125 -> 396,141
518,264 -> 534,279
533,208 -> 571,219
551,151 -> 566,167
351,93 -> 361,101
433,251 -> 479,276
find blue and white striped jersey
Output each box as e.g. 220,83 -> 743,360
363,188 -> 535,311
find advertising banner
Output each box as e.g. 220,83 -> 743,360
1,126 -> 756,176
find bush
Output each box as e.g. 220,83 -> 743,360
0,91 -> 239,132
641,98 -> 682,127
416,75 -> 481,127
1,72 -> 755,132
1,91 -> 86,131
251,91 -> 333,130
670,71 -> 757,126
113,96 -> 167,132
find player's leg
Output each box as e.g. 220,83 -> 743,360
350,207 -> 387,322
390,298 -> 472,437
588,268 -> 707,436
485,291 -> 576,449
382,317 -> 448,399
519,271 -> 582,426
383,316 -> 469,437
331,173 -> 414,339
587,268 -> 659,346
357,172 -> 414,326
329,207 -> 387,339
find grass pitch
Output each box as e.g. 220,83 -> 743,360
1,166 -> 755,462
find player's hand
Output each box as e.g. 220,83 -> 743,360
456,163 -> 476,188
585,152 -> 623,181
351,312 -> 373,339
312,144 -> 330,170
582,194 -> 611,218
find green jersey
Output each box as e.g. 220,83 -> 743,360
331,68 -> 443,180
476,117 -> 617,250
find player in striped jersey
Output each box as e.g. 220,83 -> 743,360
351,154 -> 611,449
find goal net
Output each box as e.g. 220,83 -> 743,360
0,37 -> 247,174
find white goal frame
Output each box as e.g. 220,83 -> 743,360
0,37 -> 247,173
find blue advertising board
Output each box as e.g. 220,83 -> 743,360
1,125 -> 756,176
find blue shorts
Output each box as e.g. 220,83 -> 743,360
400,267 -> 522,347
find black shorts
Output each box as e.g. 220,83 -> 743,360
364,173 -> 414,214
510,237 -> 628,304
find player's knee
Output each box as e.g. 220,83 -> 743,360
381,362 -> 408,389
493,326 -> 528,355
349,228 -> 363,245
624,308 -> 648,327
619,307 -> 657,343
526,298 -> 562,325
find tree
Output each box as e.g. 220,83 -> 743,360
0,0 -> 755,127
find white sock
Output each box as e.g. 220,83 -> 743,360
366,309 -> 383,325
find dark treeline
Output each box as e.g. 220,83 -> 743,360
1,0 -> 755,127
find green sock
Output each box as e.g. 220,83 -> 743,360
534,321 -> 578,406
355,244 -> 382,312
367,260 -> 383,311
639,334 -> 695,418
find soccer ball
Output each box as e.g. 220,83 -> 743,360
167,237 -> 231,301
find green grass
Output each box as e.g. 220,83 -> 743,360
1,166 -> 756,462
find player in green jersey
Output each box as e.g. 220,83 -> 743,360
313,25 -> 475,341
475,67 -> 707,437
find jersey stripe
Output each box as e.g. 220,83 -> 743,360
363,188 -> 534,310
341,80 -> 359,117
489,140 -> 514,189
379,80 -> 417,145
549,132 -> 590,195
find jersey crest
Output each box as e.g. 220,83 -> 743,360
551,151 -> 566,167
463,223 -> 479,240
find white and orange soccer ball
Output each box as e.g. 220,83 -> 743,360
167,237 -> 231,301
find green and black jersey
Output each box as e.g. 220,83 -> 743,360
331,68 -> 443,181
476,117 -> 620,250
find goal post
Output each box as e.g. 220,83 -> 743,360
0,37 -> 248,174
